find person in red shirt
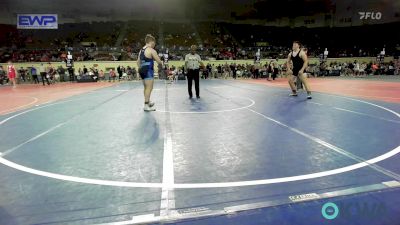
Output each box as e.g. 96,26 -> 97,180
7,60 -> 17,88
372,63 -> 379,75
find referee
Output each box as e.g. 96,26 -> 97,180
185,45 -> 204,99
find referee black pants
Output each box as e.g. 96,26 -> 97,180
187,69 -> 200,98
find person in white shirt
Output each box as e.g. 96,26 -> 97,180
354,61 -> 360,76
39,63 -> 50,86
185,45 -> 204,99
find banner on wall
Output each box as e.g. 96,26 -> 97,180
17,14 -> 58,29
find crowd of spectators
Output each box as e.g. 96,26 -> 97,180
1,22 -> 399,66
1,58 -> 399,87
189,59 -> 400,80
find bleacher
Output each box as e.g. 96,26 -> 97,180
163,22 -> 196,49
1,20 -> 399,63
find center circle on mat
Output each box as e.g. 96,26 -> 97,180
0,93 -> 399,189
157,96 -> 255,114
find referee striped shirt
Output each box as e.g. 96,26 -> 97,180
185,53 -> 202,70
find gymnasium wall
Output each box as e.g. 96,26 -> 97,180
1,57 -> 395,74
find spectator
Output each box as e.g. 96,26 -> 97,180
39,63 -> 49,86
31,65 -> 39,84
83,66 -> 88,75
18,67 -> 26,82
0,66 -> 6,85
109,69 -> 117,82
99,69 -> 105,81
46,62 -> 55,84
117,65 -> 123,80
57,66 -> 66,82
